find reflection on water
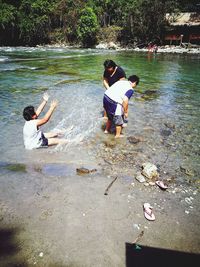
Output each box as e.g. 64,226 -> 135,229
0,47 -> 199,185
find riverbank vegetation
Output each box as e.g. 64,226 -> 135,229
0,0 -> 199,47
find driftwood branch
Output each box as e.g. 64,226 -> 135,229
132,230 -> 144,244
104,176 -> 118,195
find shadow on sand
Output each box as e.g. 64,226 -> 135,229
126,243 -> 200,267
0,226 -> 27,267
0,226 -> 74,267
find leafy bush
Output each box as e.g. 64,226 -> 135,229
77,7 -> 99,47
97,26 -> 122,43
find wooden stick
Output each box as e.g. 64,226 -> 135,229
104,176 -> 118,195
132,230 -> 144,244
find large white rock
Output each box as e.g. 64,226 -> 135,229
141,162 -> 159,179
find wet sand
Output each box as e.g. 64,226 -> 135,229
0,136 -> 200,266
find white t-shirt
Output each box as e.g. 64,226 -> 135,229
104,80 -> 133,115
105,80 -> 133,104
23,120 -> 43,150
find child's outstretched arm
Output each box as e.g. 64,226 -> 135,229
36,93 -> 49,116
36,100 -> 58,127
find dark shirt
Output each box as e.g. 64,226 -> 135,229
103,66 -> 126,87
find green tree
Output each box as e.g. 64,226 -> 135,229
77,6 -> 99,47
119,0 -> 179,45
18,0 -> 55,45
0,1 -> 18,44
51,0 -> 85,43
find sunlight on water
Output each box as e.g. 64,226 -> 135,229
0,47 -> 199,170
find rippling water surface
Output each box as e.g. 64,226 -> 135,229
0,47 -> 199,183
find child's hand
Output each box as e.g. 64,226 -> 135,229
43,92 -> 49,102
124,112 -> 128,118
50,100 -> 58,109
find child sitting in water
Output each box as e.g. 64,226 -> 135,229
23,93 -> 68,150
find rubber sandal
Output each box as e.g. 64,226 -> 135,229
156,180 -> 168,190
143,203 -> 155,221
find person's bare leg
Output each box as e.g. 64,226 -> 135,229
47,138 -> 68,146
44,132 -> 58,138
104,119 -> 112,134
103,109 -> 108,119
115,125 -> 123,138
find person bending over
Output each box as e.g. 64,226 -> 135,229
103,75 -> 139,138
23,93 -> 68,150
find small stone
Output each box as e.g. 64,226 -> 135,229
164,122 -> 175,130
135,172 -> 146,183
160,129 -> 172,137
185,197 -> 193,204
185,210 -> 189,214
39,252 -> 43,257
128,136 -> 143,144
76,167 -> 97,175
133,224 -> 140,230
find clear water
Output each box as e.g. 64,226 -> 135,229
0,47 -> 199,183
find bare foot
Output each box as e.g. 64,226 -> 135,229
115,134 -> 124,138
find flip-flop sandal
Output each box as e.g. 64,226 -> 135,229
156,180 -> 168,190
143,203 -> 155,221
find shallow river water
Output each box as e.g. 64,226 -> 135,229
0,46 -> 200,266
0,46 -> 199,185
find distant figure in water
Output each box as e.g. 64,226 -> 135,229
103,75 -> 139,138
103,59 -> 126,118
23,93 -> 68,150
148,42 -> 158,54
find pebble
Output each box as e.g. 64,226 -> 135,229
185,197 -> 193,204
133,224 -> 140,230
135,172 -> 146,183
39,252 -> 43,257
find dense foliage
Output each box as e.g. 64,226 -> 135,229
0,0 -> 199,46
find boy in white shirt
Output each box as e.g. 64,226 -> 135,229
23,93 -> 67,150
103,75 -> 139,138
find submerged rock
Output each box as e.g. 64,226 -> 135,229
164,122 -> 175,130
160,129 -> 172,137
3,163 -> 27,172
143,90 -> 158,95
76,167 -> 97,175
180,166 -> 194,176
128,136 -> 143,144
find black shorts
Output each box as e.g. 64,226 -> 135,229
107,114 -> 124,126
40,133 -> 48,147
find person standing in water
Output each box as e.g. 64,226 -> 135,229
103,60 -> 126,118
103,59 -> 126,89
103,75 -> 139,138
